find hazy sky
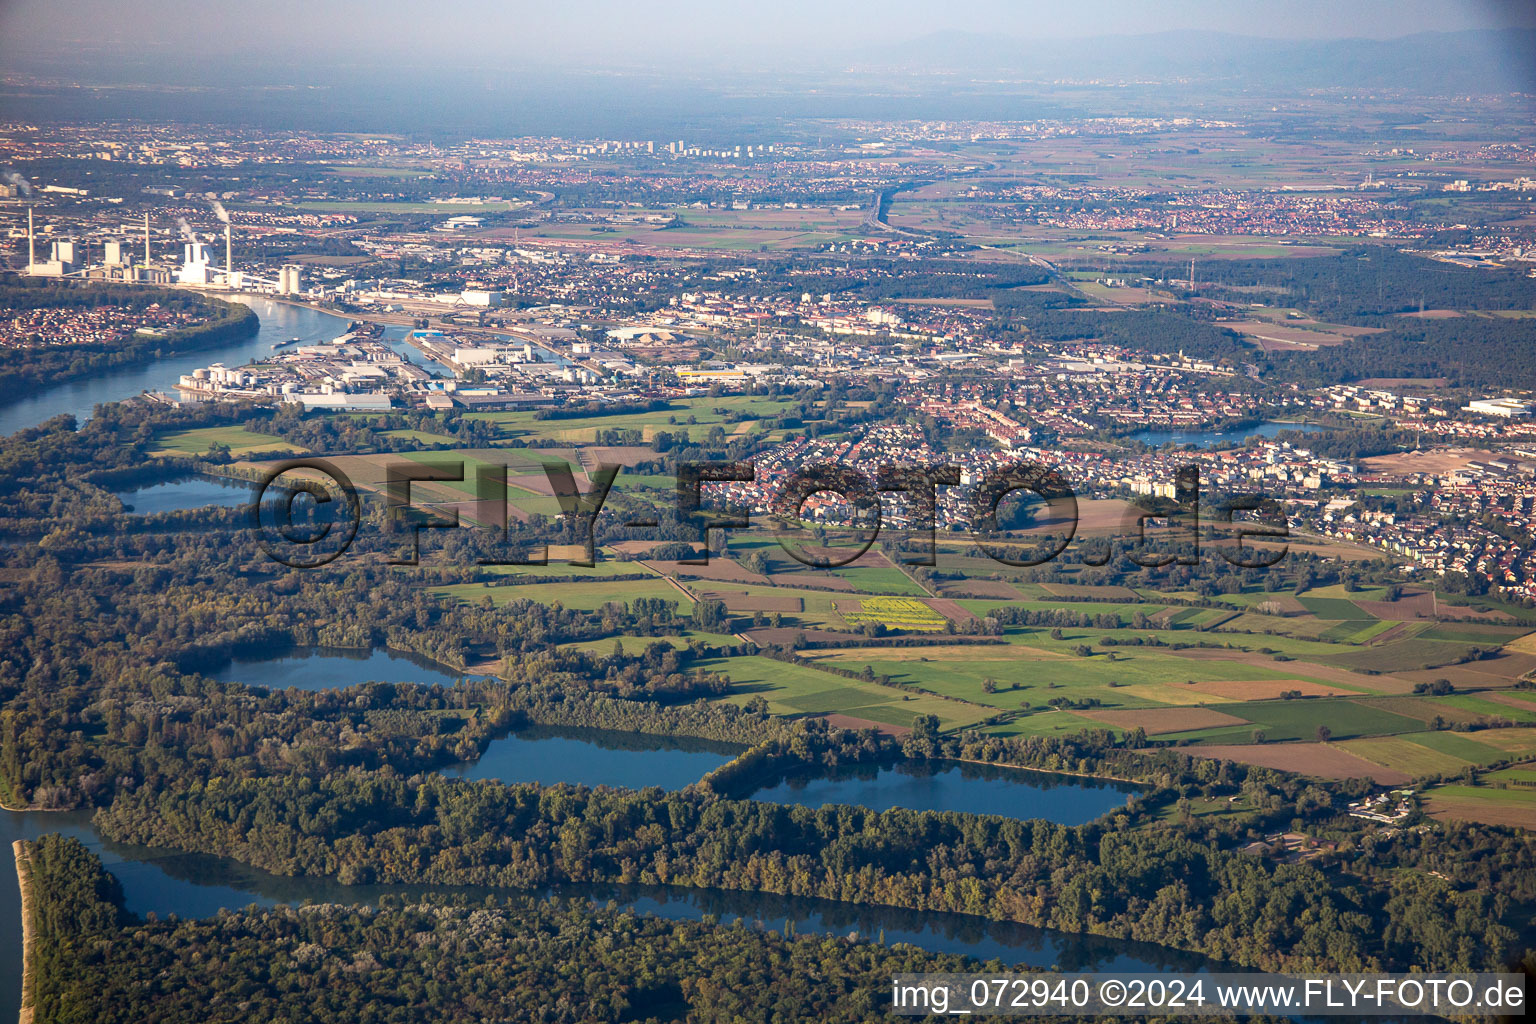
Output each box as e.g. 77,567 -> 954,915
4,0 -> 1535,69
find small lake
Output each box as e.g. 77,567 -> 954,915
745,759 -> 1138,826
441,725 -> 742,791
205,651 -> 1136,821
208,646 -> 482,691
1128,420 -> 1322,448
116,475 -> 254,515
0,808 -> 1212,1016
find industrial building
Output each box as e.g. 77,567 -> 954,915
1465,398 -> 1534,419
20,206 -> 305,296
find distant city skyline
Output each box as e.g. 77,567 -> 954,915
3,0 -> 1535,71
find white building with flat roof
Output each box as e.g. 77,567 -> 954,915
1465,398 -> 1533,419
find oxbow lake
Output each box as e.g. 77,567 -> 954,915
0,806 -> 1211,1016
208,649 -> 1141,821
1,649 -> 1169,1015
0,267 -> 1238,1013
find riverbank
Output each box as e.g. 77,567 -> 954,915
0,292 -> 258,396
0,297 -> 356,439
950,756 -> 1143,787
0,787 -> 53,813
12,842 -> 33,1024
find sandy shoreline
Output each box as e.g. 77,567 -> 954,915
12,841 -> 33,1024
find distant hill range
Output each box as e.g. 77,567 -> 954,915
870,29 -> 1536,93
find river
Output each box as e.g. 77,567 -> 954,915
0,807 -> 1213,1016
0,298 -> 409,437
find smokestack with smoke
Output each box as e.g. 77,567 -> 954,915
206,194 -> 230,224
2,171 -> 32,197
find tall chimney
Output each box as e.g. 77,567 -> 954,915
225,223 -> 232,278
144,213 -> 151,264
27,206 -> 34,271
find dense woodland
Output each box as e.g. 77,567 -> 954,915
848,258 -> 1052,300
32,833 -> 1276,1024
1274,316 -> 1536,389
85,761 -> 1515,973
994,306 -> 1251,365
1171,249 -> 1536,321
1031,250 -> 1536,387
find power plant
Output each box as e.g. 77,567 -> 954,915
21,204 -> 302,296
177,240 -> 214,285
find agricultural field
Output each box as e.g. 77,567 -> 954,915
798,628 -> 1337,713
1481,762 -> 1536,785
558,631 -> 741,657
1156,698 -> 1425,745
463,395 -> 800,444
1189,742 -> 1411,783
508,205 -> 871,252
150,425 -> 303,458
1436,694 -> 1536,724
692,582 -> 813,623
692,654 -> 995,731
312,447 -> 584,524
476,556 -> 656,580
409,505 -> 1536,775
837,596 -> 949,631
433,576 -> 693,613
1337,728 -> 1523,779
1422,781 -> 1536,830
1338,736 -> 1474,778
823,564 -> 929,596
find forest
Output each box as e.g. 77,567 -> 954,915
995,306 -> 1252,365
86,763 -> 1513,973
1173,249 -> 1536,321
31,833 -> 1286,1024
1269,316 -> 1536,389
847,258 -> 1052,300
1035,249 -> 1536,388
